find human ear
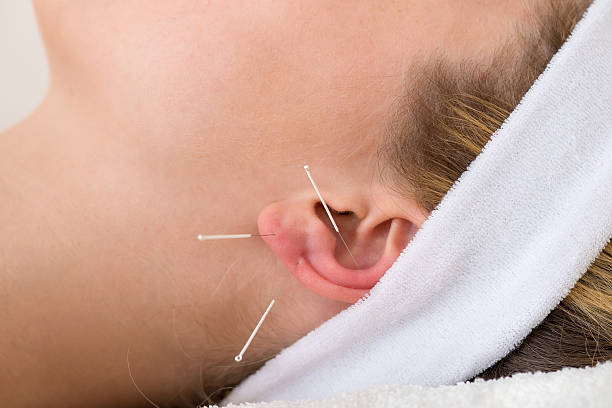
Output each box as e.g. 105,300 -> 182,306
257,197 -> 424,303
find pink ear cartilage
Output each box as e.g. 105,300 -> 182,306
303,165 -> 360,269
196,232 -> 301,363
197,166 -> 359,362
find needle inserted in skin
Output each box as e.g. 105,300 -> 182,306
234,258 -> 302,362
303,165 -> 360,269
234,299 -> 275,362
234,260 -> 301,363
198,233 -> 275,241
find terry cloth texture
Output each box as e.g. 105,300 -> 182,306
214,361 -> 612,408
223,0 -> 612,404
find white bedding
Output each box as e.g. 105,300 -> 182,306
223,0 -> 612,403
213,361 -> 612,407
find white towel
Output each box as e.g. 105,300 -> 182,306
223,0 -> 612,404
218,361 -> 612,408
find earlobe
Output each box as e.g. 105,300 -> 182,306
257,199 -> 421,304
291,258 -> 374,303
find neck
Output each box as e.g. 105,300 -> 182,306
0,90 -> 217,407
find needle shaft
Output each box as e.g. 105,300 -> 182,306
303,165 -> 360,269
235,299 -> 275,362
198,233 -> 274,241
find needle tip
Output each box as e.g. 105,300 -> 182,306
303,165 -> 310,171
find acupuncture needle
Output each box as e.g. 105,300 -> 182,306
234,259 -> 301,362
195,231 -> 285,363
303,165 -> 360,269
198,233 -> 275,241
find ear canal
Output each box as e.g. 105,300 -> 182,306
309,218 -> 417,289
313,202 -> 362,269
258,199 -> 419,304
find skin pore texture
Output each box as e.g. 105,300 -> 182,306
0,1 -> 531,407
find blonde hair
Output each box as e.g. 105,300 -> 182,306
203,2 -> 608,404
379,0 -> 611,378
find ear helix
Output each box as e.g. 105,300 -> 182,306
303,165 -> 359,269
196,164 -> 361,362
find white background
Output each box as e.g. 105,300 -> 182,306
0,0 -> 49,132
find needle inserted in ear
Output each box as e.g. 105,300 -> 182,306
303,165 -> 360,269
198,233 -> 275,241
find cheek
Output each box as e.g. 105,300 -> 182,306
115,5 -> 398,150
55,1 -> 402,175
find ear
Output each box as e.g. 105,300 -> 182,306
257,196 -> 426,303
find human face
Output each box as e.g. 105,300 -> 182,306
2,1 -> 529,406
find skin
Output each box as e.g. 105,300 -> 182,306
0,1 -> 529,407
